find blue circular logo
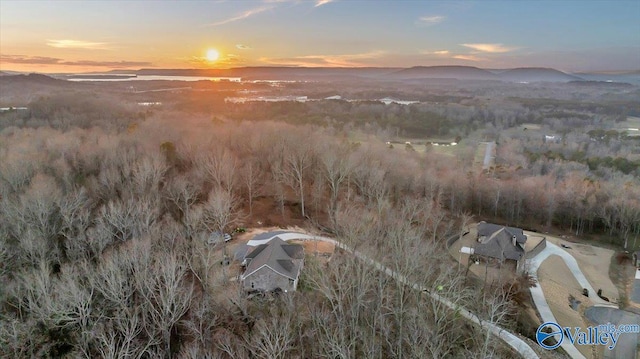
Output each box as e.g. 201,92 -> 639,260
536,322 -> 563,350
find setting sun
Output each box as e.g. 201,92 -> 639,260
206,49 -> 220,62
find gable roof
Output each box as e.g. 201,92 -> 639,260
475,222 -> 527,261
477,222 -> 527,244
243,237 -> 304,280
475,234 -> 525,261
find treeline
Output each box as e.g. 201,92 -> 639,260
1,86 -> 638,356
0,92 -> 148,131
0,118 -> 523,357
526,150 -> 640,175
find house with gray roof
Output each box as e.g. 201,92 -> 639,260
474,222 -> 528,272
241,237 -> 304,292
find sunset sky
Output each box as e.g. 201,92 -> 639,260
1,0 -> 639,73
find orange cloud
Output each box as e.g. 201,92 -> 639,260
260,51 -> 385,67
1,54 -> 151,67
47,39 -> 110,50
420,50 -> 450,56
461,43 -> 518,53
453,55 -> 487,62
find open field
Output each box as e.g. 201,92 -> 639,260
519,123 -> 543,131
538,255 -> 596,358
620,116 -> 640,128
536,233 -> 618,301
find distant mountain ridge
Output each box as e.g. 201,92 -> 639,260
387,66 -> 499,81
127,66 -> 584,83
1,73 -> 68,84
5,65 -> 625,84
497,67 -> 582,82
132,67 -> 399,80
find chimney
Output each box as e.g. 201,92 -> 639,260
512,235 -> 517,247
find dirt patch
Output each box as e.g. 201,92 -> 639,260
538,255 -> 595,358
290,239 -> 335,255
536,232 -> 618,302
228,226 -> 335,262
239,195 -> 308,229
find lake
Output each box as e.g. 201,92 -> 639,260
66,75 -> 241,82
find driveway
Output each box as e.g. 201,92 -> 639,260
631,269 -> 640,304
585,306 -> 640,359
527,241 -> 618,359
238,231 -> 539,358
266,232 -> 540,359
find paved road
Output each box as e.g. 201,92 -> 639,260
527,241 -> 618,359
246,231 -> 539,359
483,141 -> 495,170
585,306 -> 640,359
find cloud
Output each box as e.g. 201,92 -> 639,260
47,39 -> 110,50
236,44 -> 251,50
0,54 -> 151,68
421,50 -> 450,55
461,43 -> 517,53
260,50 -> 385,67
64,60 -> 152,67
206,5 -> 272,26
0,54 -> 61,65
452,54 -> 487,62
315,0 -> 335,7
418,15 -> 445,25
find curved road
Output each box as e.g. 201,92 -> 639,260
526,241 -> 618,359
254,232 -> 540,359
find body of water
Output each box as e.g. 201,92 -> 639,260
67,75 -> 241,82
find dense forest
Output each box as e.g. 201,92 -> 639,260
0,75 -> 639,357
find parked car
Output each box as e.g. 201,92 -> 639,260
208,231 -> 232,244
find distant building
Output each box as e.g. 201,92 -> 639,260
378,97 -> 419,105
544,135 -> 561,143
0,107 -> 28,112
241,237 -> 304,292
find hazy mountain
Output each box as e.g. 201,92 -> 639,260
387,66 -> 498,80
1,73 -> 67,84
0,70 -> 25,76
497,67 -> 582,82
0,73 -> 77,102
132,67 -> 398,80
573,70 -> 640,86
42,65 -> 640,84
